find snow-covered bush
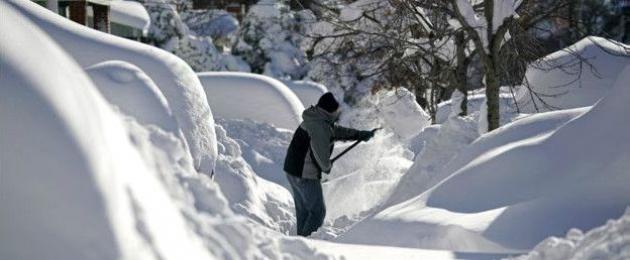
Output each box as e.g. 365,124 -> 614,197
144,0 -> 249,72
233,0 -> 315,79
182,9 -> 239,47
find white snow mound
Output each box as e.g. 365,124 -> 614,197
516,208 -> 630,260
0,5 -> 210,259
85,60 -> 179,135
517,36 -> 630,113
110,0 -> 151,34
341,65 -> 630,252
198,72 -> 305,130
7,0 -> 218,175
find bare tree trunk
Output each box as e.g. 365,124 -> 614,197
455,31 -> 469,116
485,62 -> 501,131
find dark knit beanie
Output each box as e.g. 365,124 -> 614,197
317,92 -> 339,113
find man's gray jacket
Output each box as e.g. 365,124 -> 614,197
284,106 -> 363,180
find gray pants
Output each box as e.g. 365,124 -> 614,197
286,174 -> 326,236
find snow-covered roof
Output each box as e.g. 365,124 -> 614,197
110,0 -> 150,34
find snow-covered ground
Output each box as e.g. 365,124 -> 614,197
3,0 -> 630,259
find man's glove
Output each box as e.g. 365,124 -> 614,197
356,130 -> 374,142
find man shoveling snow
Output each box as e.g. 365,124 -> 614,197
284,92 -> 375,236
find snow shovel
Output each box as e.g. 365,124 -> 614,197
330,127 -> 381,163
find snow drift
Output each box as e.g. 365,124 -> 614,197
0,5 -> 211,258
218,118 -> 294,189
516,37 -> 630,113
198,72 -> 305,130
339,65 -> 630,252
85,60 -> 179,135
7,0 -> 218,175
516,208 -> 630,260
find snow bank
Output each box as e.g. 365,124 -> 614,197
282,80 -> 329,107
212,125 -> 295,234
218,118 -> 293,189
341,65 -> 630,252
85,60 -> 179,135
516,209 -> 630,260
322,132 -> 415,222
0,5 -> 210,258
387,90 -> 522,206
198,72 -> 305,130
110,0 -> 151,34
7,0 -> 218,175
517,37 -> 630,113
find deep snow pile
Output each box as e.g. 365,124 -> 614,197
515,208 -> 630,260
516,37 -> 630,113
212,124 -> 295,234
110,0 -> 150,34
198,72 -> 305,130
218,118 -> 294,189
388,90 -> 521,206
8,0 -> 218,175
0,7 -> 211,258
338,66 -> 630,252
0,3 -> 339,259
85,60 -> 179,135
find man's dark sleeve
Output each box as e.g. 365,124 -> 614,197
333,125 -> 362,141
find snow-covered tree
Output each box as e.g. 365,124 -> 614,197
232,0 -> 316,79
143,0 -> 249,72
